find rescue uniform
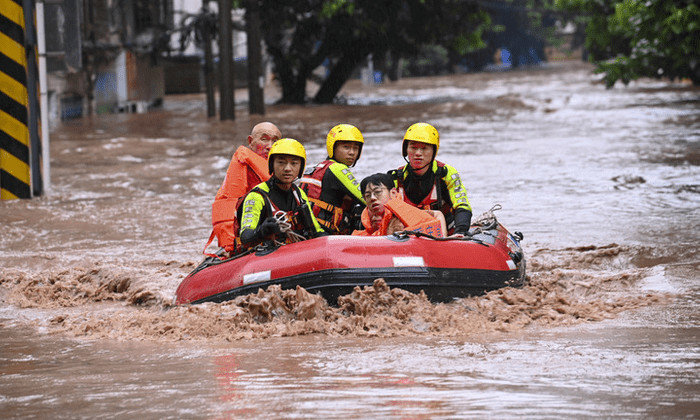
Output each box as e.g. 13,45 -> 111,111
207,146 -> 270,253
393,160 -> 472,234
238,178 -> 324,248
299,159 -> 366,234
353,196 -> 445,237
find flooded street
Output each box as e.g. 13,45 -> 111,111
1,62 -> 698,417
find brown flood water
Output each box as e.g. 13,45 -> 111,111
1,62 -> 698,417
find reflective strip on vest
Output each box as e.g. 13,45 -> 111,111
299,177 -> 322,188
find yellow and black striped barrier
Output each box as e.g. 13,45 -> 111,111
0,0 -> 32,199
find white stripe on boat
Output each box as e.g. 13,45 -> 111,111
243,270 -> 272,285
393,256 -> 425,267
326,235 -> 381,241
506,260 -> 517,270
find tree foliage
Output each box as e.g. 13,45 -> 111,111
254,0 -> 492,104
556,0 -> 700,86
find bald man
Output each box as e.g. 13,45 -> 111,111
206,122 -> 282,255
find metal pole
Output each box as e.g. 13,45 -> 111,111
218,0 -> 234,120
245,0 -> 264,115
36,0 -> 50,191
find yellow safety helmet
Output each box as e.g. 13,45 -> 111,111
268,138 -> 307,178
402,122 -> 439,158
326,124 -> 364,165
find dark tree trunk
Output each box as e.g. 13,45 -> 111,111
245,0 -> 264,115
387,50 -> 401,82
313,48 -> 368,104
274,57 -> 307,104
264,37 -> 305,104
218,0 -> 234,120
202,18 -> 216,117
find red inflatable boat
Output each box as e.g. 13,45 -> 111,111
176,220 -> 526,305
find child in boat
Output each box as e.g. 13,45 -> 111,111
390,122 -> 472,236
299,124 -> 366,234
353,173 -> 446,237
207,122 -> 282,255
238,139 -> 325,248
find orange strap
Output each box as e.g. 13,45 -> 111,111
309,197 -> 335,212
309,197 -> 343,231
202,230 -> 223,259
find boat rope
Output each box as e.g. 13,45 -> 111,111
393,204 -> 506,245
273,211 -> 307,243
188,246 -> 257,276
393,230 -> 489,246
473,203 -> 501,231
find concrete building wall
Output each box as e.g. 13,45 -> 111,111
45,0 -> 171,122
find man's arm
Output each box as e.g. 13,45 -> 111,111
328,162 -> 366,205
239,192 -> 269,245
443,165 -> 472,234
452,208 -> 472,235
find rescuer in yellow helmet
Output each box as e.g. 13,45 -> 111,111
391,122 -> 472,236
299,124 -> 366,234
238,139 -> 325,248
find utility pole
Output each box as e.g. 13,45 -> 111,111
245,0 -> 264,115
218,0 -> 234,120
36,0 -> 50,191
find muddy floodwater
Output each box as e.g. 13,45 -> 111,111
1,62 -> 698,418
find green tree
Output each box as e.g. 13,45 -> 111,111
556,0 -> 700,86
256,0 -> 491,104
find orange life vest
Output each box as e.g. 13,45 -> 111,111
353,196 -> 445,237
205,146 -> 270,255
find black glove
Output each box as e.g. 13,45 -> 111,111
346,203 -> 365,231
453,208 -> 472,236
259,217 -> 282,237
